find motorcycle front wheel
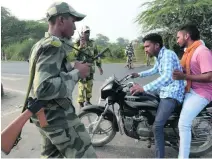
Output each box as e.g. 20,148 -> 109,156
78,110 -> 116,147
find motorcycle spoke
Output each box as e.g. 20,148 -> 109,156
87,116 -> 92,123
98,127 -> 112,136
80,110 -> 115,146
87,114 -> 98,123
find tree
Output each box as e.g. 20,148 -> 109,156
137,35 -> 144,43
1,6 -> 14,20
136,0 -> 212,51
1,7 -> 19,47
1,6 -> 48,60
1,6 -> 48,47
108,43 -> 125,59
95,34 -> 110,46
25,21 -> 48,40
116,37 -> 129,47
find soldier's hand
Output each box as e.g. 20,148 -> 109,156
79,37 -> 85,48
99,68 -> 103,75
74,61 -> 91,78
79,40 -> 84,48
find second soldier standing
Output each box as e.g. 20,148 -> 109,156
74,26 -> 103,108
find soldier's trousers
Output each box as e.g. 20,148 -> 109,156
77,80 -> 93,103
126,56 -> 133,64
31,99 -> 97,158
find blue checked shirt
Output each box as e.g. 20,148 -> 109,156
139,47 -> 185,103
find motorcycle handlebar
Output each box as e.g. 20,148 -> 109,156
119,74 -> 132,83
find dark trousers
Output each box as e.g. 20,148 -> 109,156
152,98 -> 178,158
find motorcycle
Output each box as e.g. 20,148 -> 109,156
78,75 -> 212,157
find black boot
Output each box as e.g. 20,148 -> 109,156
85,98 -> 92,105
79,102 -> 84,108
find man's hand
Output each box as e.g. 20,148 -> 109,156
131,73 -> 139,78
74,61 -> 91,78
130,84 -> 144,95
173,70 -> 186,80
99,68 -> 103,75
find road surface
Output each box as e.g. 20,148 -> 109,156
1,61 -> 211,158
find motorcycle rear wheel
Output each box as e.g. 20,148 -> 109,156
174,117 -> 212,157
189,118 -> 212,156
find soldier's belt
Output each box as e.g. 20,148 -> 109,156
79,76 -> 94,82
47,98 -> 74,111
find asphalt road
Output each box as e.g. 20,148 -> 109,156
1,61 -> 211,158
1,61 -> 156,82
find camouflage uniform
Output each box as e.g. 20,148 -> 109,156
74,27 -> 102,106
125,43 -> 134,65
29,2 -> 96,158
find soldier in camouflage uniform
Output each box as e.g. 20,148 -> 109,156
74,26 -> 103,108
28,2 -> 97,158
125,42 -> 135,68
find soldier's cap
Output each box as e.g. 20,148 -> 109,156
82,25 -> 90,33
46,1 -> 86,21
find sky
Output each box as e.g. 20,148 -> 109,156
1,0 -> 148,42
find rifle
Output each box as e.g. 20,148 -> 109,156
1,47 -> 48,155
1,46 -> 109,155
82,47 -> 110,63
1,99 -> 48,155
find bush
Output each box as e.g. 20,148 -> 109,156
4,39 -> 37,60
110,44 -> 125,59
98,43 -> 125,60
134,44 -> 145,63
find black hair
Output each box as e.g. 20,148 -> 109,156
48,13 -> 71,25
142,33 -> 163,48
178,24 -> 200,41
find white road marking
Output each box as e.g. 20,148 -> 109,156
1,77 -> 23,81
4,88 -> 26,95
1,73 -> 29,77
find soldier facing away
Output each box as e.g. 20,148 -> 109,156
125,42 -> 135,69
28,1 -> 97,158
74,26 -> 103,108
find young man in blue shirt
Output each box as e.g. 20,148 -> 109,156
130,33 -> 185,158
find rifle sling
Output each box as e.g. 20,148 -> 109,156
13,47 -> 44,147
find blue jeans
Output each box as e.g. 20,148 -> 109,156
178,89 -> 209,158
153,98 -> 179,158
